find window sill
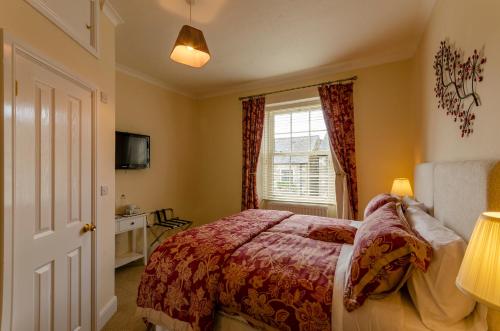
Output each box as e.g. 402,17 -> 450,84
261,199 -> 337,218
262,199 -> 335,207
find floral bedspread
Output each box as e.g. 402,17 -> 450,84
137,209 -> 293,331
137,210 -> 345,331
268,214 -> 351,237
219,231 -> 342,331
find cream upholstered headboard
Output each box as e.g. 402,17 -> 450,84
414,160 -> 500,241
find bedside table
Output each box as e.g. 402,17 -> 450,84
115,213 -> 147,268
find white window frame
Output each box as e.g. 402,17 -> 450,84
259,99 -> 336,205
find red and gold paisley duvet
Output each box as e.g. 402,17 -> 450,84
137,209 -> 347,331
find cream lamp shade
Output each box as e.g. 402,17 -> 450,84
456,212 -> 500,310
390,178 -> 413,197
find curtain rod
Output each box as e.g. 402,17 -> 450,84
238,76 -> 357,101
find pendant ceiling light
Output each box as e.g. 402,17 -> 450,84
170,0 -> 210,68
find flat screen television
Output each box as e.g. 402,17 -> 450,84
115,131 -> 150,169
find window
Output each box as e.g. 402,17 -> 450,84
260,102 -> 336,204
280,169 -> 293,183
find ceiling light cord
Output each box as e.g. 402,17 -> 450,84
189,1 -> 192,25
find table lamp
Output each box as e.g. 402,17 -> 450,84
391,178 -> 413,197
456,212 -> 500,310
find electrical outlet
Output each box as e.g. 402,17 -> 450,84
100,185 -> 109,196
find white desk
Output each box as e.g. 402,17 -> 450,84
115,213 -> 147,268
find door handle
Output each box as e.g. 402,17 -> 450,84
83,223 -> 97,232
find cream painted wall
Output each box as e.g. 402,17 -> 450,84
0,0 -> 116,316
197,60 -> 415,224
413,0 -> 500,163
115,71 -> 199,254
412,0 -> 500,327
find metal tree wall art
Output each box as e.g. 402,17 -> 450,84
433,40 -> 486,137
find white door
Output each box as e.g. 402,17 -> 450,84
11,49 -> 94,330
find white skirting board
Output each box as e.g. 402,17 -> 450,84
98,296 -> 118,330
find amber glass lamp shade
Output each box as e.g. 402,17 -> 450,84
170,25 -> 210,68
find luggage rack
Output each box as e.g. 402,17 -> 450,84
148,208 -> 192,248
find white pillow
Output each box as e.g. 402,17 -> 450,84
405,206 -> 476,329
402,196 -> 428,213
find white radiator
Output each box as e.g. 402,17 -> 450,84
265,201 -> 329,217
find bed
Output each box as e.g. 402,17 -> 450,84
137,160 -> 500,331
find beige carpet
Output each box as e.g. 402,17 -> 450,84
103,226 -> 187,330
102,261 -> 149,331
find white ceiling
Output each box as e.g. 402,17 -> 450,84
110,0 -> 436,98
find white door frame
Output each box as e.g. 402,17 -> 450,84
1,31 -> 101,331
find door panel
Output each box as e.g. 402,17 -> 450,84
12,50 -> 93,331
69,97 -> 82,224
34,82 -> 54,237
34,261 -> 54,331
67,248 -> 82,331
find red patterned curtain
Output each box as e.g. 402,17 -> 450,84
241,97 -> 266,210
318,83 -> 358,219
